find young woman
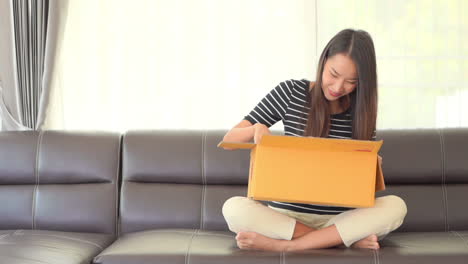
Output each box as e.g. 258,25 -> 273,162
221,29 -> 407,251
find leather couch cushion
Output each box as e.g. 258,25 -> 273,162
121,183 -> 246,234
121,130 -> 249,234
121,129 -> 468,234
94,229 -> 468,264
0,229 -> 114,264
377,129 -> 468,185
94,229 -> 283,264
0,131 -> 120,234
378,231 -> 468,263
0,131 -> 38,185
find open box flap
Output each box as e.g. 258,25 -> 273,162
375,155 -> 386,192
217,141 -> 256,149
258,135 -> 383,154
247,148 -> 256,197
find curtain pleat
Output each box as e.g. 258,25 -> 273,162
10,0 -> 49,129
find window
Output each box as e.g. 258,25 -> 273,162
47,0 -> 467,131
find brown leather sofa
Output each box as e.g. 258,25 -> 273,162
0,131 -> 120,264
1,129 -> 467,264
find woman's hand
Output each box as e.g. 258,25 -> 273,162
253,123 -> 271,143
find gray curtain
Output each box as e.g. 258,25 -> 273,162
0,0 -> 67,131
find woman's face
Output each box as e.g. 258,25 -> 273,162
321,53 -> 358,102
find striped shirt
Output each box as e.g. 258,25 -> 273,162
244,79 -> 375,215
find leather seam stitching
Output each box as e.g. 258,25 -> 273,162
27,233 -> 104,249
451,231 -> 468,248
375,246 -> 380,264
115,134 -> 122,237
128,229 -> 232,237
442,130 -> 449,231
32,131 -> 43,229
200,132 -> 206,230
439,129 -> 449,231
185,229 -> 198,264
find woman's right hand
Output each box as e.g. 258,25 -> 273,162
253,123 -> 271,143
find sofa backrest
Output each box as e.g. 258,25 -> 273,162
0,131 -> 120,235
120,130 -> 249,234
376,128 -> 468,232
121,128 -> 468,234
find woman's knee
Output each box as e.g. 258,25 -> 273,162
222,196 -> 251,222
222,196 -> 259,233
380,195 -> 408,219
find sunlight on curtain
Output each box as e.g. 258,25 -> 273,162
46,0 -> 467,131
46,0 -> 317,131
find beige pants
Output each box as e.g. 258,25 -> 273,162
222,195 -> 407,247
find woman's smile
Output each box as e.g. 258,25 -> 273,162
328,88 -> 342,98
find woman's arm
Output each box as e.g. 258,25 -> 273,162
222,120 -> 271,149
223,120 -> 256,143
223,80 -> 295,147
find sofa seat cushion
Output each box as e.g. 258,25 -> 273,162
95,229 -> 468,264
94,229 -> 281,264
378,231 -> 468,263
94,229 -> 377,264
0,229 -> 114,264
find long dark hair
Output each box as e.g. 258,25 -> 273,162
304,29 -> 377,140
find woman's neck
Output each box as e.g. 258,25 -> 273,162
329,100 -> 349,115
329,101 -> 341,114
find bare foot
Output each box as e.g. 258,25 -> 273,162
351,234 -> 380,250
235,231 -> 286,251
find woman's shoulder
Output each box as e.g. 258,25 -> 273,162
271,79 -> 313,101
283,79 -> 314,95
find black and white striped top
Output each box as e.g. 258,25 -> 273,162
244,79 -> 374,215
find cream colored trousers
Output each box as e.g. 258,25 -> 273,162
222,195 -> 407,247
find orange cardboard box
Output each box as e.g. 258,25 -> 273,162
218,135 -> 386,208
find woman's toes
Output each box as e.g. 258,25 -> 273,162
237,231 -> 256,241
237,240 -> 248,249
351,236 -> 381,250
236,231 -> 246,240
236,232 -> 256,249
